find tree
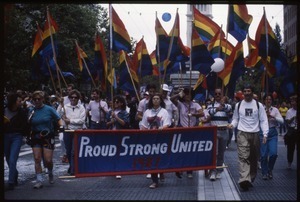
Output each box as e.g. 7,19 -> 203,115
4,4 -> 108,92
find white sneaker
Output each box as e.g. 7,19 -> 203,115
33,181 -> 43,189
216,172 -> 222,179
116,175 -> 122,179
146,174 -> 151,179
210,172 -> 216,181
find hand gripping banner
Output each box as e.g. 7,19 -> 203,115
72,126 -> 217,177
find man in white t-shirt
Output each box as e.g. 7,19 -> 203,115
228,84 -> 269,191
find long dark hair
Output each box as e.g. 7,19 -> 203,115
147,93 -> 165,109
6,92 -> 21,110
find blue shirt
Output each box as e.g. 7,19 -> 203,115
29,104 -> 61,132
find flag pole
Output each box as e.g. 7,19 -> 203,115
109,4 -> 114,105
156,11 -> 162,88
46,7 -> 62,96
188,6 -> 194,127
162,8 -> 179,85
123,51 -> 140,102
74,40 -> 96,88
263,7 -> 269,96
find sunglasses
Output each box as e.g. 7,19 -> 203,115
114,100 -> 120,104
33,98 -> 41,101
215,93 -> 221,95
70,96 -> 78,100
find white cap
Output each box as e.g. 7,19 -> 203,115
161,84 -> 170,92
144,91 -> 149,96
50,95 -> 56,98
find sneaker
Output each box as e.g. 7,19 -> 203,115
187,173 -> 193,179
262,174 -> 268,180
146,174 -> 151,179
5,183 -> 14,191
268,171 -> 273,179
149,183 -> 158,189
33,181 -> 43,189
216,172 -> 222,179
210,172 -> 216,181
116,175 -> 122,179
49,173 -> 54,184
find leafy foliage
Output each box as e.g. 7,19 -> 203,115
4,4 -> 109,92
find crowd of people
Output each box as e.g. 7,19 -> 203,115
3,82 -> 297,191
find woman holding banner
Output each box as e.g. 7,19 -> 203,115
58,89 -> 86,176
106,95 -> 130,179
140,93 -> 171,189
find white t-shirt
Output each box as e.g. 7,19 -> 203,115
231,99 -> 269,135
140,107 -> 171,129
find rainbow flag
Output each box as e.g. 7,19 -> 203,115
255,9 -> 288,77
111,6 -> 131,52
227,4 -> 253,42
94,32 -> 108,91
133,38 -> 153,78
191,27 -> 214,74
193,6 -> 225,44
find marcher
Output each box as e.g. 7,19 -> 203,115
106,95 -> 130,179
228,84 -> 269,191
161,84 -> 179,128
207,88 -> 232,181
170,87 -> 203,179
27,90 -> 64,189
260,94 -> 284,180
278,101 -> 288,136
58,89 -> 86,175
284,95 -> 297,169
136,83 -> 156,179
4,92 -> 30,191
85,88 -> 109,129
140,93 -> 171,189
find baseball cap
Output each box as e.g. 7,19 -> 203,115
161,84 -> 170,92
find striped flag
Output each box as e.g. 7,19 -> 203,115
255,9 -> 288,77
193,6 -> 225,44
133,38 -> 153,78
94,32 -> 108,91
227,4 -> 253,42
111,6 -> 131,52
191,27 -> 214,74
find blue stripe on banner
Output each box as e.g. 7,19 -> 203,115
73,127 -> 217,177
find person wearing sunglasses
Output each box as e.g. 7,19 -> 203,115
207,88 -> 232,181
57,89 -> 86,176
27,90 -> 64,189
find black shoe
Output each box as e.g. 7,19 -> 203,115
239,181 -> 249,191
268,171 -> 273,179
5,183 -> 14,191
246,181 -> 253,188
175,172 -> 182,179
15,170 -> 19,186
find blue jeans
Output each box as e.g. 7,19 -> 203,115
4,132 -> 23,185
260,127 -> 278,175
63,131 -> 75,174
